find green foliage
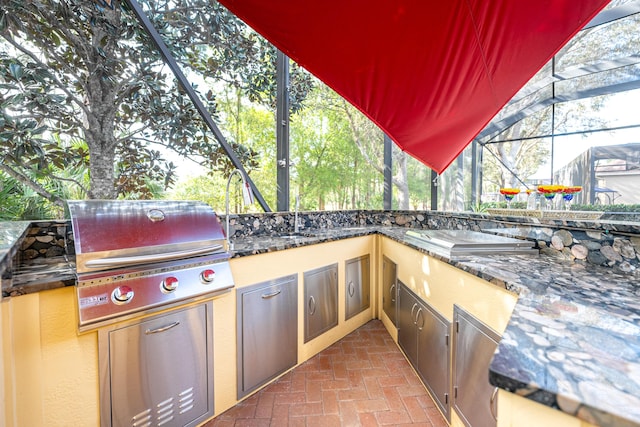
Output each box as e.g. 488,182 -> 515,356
0,167 -> 79,220
571,204 -> 640,212
479,201 -> 528,210
289,84 -> 384,210
406,155 -> 431,210
475,202 -> 640,213
167,174 -> 224,209
0,0 -> 313,204
470,203 -> 488,213
168,171 -> 255,215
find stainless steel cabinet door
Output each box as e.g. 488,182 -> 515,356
382,255 -> 397,325
304,263 -> 338,342
345,255 -> 370,320
397,281 -> 418,366
453,305 -> 500,427
416,302 -> 451,422
237,274 -> 298,398
103,303 -> 213,427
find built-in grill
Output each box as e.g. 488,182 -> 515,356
68,200 -> 234,330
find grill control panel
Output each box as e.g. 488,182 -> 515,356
77,260 -> 234,330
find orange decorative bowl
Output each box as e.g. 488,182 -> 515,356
499,188 -> 521,196
563,186 -> 582,194
537,185 -> 565,194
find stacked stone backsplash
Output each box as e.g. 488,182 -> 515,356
224,210 -> 640,273
224,210 -> 362,237
17,220 -> 74,262
15,213 -> 639,273
541,228 -> 639,271
224,210 -> 492,238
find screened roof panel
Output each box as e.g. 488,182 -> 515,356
478,0 -> 640,144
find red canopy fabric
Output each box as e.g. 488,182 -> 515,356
218,0 -> 609,173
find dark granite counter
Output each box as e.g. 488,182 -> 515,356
2,215 -> 640,426
228,226 -> 378,256
6,256 -> 76,297
1,221 -> 31,293
0,222 -> 30,255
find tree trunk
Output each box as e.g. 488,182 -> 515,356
394,151 -> 410,209
351,157 -> 358,208
87,143 -> 117,199
83,3 -> 121,199
456,155 -> 465,210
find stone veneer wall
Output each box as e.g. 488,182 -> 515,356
225,210 -> 640,273
15,212 -> 640,274
13,220 -> 74,269
18,220 -> 73,259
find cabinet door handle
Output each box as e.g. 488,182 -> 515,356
416,308 -> 424,330
490,386 -> 499,421
348,281 -> 355,297
261,289 -> 282,299
410,303 -> 418,324
145,321 -> 180,335
308,295 -> 317,315
390,284 -> 396,303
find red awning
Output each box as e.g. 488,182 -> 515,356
218,0 -> 609,173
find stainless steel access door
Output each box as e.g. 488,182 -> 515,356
304,263 -> 338,342
453,305 -> 500,427
237,274 -> 298,398
417,300 -> 451,422
397,281 -> 419,367
99,302 -> 214,427
382,255 -> 397,325
345,255 -> 370,320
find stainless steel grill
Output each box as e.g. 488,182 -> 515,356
68,200 -> 234,330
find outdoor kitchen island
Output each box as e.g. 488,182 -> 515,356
1,210 -> 640,427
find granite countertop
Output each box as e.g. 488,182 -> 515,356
6,256 -> 76,297
1,221 -> 31,293
3,221 -> 639,426
0,221 -> 30,264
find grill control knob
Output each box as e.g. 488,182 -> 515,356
112,285 -> 134,304
161,276 -> 179,293
200,269 -> 216,284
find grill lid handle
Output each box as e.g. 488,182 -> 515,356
84,245 -> 225,269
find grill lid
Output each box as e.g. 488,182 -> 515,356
68,200 -> 227,274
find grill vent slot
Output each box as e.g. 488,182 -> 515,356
179,387 -> 196,414
131,408 -> 151,427
156,396 -> 175,426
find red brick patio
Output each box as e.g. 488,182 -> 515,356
205,320 -> 447,427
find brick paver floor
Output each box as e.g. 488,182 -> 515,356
205,320 -> 448,427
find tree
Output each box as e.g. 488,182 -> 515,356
286,83 -> 392,210
293,84 -> 412,210
338,99 -> 412,209
482,94 -> 609,197
483,110 -> 552,190
0,0 -> 312,207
